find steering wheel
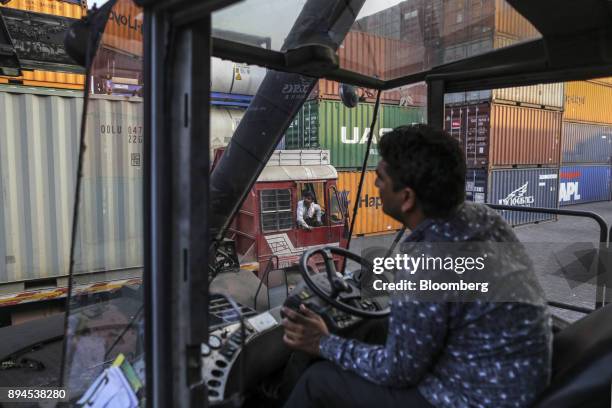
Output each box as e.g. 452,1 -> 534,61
299,246 -> 390,319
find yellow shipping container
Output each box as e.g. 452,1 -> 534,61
0,70 -> 85,90
0,0 -> 86,19
565,81 -> 612,125
589,76 -> 612,86
337,171 -> 403,236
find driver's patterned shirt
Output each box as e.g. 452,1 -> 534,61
319,202 -> 552,408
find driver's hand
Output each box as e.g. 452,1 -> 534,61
281,304 -> 329,356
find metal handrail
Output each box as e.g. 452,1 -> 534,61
487,204 -> 610,310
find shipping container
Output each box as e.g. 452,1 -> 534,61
284,100 -> 425,168
0,86 -> 82,284
493,0 -> 539,40
77,95 -> 143,274
442,33 -> 564,109
0,8 -> 81,71
589,76 -> 612,86
564,81 -> 612,125
400,0 -> 443,46
337,171 -> 403,236
0,0 -> 86,19
464,168 -> 559,226
338,31 -> 387,78
561,122 -> 612,164
441,0 -> 538,46
0,70 -> 86,90
465,169 -> 487,203
0,7 -> 86,90
445,102 -> 562,168
559,165 -> 612,205
0,86 -> 144,286
444,82 -> 564,109
100,0 -> 143,57
488,168 -> 559,226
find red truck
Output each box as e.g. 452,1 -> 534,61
218,149 -> 349,277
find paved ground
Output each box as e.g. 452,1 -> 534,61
349,201 -> 612,323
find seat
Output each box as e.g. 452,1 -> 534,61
534,303 -> 612,407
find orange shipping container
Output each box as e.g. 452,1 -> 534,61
493,0 -> 539,40
0,0 -> 86,19
337,171 -> 403,236
101,0 -> 143,57
446,102 -> 561,168
441,0 -> 538,46
564,81 -> 612,125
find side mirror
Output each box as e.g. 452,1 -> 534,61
339,83 -> 359,108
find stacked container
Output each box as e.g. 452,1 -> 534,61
0,1 -> 87,89
559,81 -> 612,205
447,101 -> 562,226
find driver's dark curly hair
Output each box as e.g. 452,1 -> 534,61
378,124 -> 466,218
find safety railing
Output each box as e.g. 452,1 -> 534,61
487,204 -> 610,311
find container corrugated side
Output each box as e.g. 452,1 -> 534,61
0,89 -> 143,285
490,103 -> 561,168
559,165 -> 612,205
564,81 -> 612,125
317,100 -> 382,169
77,95 -> 144,275
285,100 -> 426,168
337,171 -> 402,236
0,70 -> 86,90
441,0 -> 537,46
489,167 -> 559,226
492,83 -> 564,109
493,0 -> 540,39
444,34 -> 563,108
338,31 -> 386,79
0,0 -> 86,18
0,88 -> 83,283
589,77 -> 612,86
561,121 -> 612,164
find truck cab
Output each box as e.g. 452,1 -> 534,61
224,150 -> 348,276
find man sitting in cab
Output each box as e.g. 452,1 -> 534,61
281,125 -> 552,407
297,190 -> 323,230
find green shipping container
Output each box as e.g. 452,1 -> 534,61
284,100 -> 425,168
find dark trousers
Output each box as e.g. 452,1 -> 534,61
283,361 -> 434,408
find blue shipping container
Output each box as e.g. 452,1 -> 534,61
465,168 -> 559,226
489,168 -> 559,226
559,165 -> 612,205
562,122 -> 612,164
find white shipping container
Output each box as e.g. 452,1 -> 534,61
0,87 -> 146,285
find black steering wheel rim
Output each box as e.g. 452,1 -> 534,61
299,246 -> 390,319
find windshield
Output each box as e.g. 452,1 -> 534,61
212,0 -> 542,79
61,0 -> 145,401
50,0 -> 610,404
